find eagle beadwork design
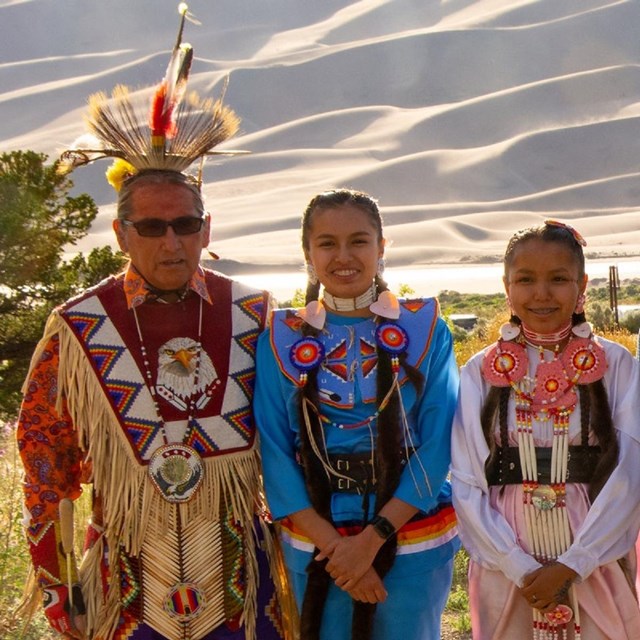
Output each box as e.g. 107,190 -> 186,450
156,336 -> 217,409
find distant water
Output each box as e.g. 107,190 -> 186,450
231,259 -> 640,302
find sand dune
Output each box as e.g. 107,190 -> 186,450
1,0 -> 639,288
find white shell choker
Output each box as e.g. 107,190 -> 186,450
522,321 -> 572,345
322,283 -> 377,312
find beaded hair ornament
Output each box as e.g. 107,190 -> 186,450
57,3 -> 243,191
543,219 -> 587,247
481,220 -> 606,639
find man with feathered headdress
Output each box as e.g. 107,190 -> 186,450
16,5 -> 296,639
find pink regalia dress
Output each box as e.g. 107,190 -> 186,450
451,335 -> 640,640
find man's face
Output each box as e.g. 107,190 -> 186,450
114,182 -> 210,291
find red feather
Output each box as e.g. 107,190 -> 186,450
150,83 -> 169,137
149,6 -> 193,143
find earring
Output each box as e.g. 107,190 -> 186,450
574,293 -> 585,314
500,321 -> 521,341
306,263 -> 318,285
503,296 -> 521,339
376,257 -> 385,278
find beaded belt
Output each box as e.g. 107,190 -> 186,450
486,445 -> 601,486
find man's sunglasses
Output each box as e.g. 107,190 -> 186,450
120,216 -> 204,237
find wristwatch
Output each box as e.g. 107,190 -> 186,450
369,515 -> 396,540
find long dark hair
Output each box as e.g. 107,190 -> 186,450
483,221 -> 617,502
297,189 -> 423,639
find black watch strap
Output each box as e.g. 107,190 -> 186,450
369,515 -> 396,540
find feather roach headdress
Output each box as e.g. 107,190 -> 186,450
58,3 -> 241,190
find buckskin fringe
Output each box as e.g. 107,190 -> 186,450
261,520 -> 301,640
79,531 -> 106,638
31,313 -> 267,639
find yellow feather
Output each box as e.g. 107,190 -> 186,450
105,158 -> 137,192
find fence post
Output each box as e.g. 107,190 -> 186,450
608,265 -> 619,327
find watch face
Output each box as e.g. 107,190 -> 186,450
372,515 -> 395,539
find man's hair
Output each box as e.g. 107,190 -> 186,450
117,170 -> 205,220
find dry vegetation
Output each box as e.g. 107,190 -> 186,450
1,302 -> 636,639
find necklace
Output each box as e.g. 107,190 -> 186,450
132,297 -> 205,503
514,356 -> 578,640
293,316 -> 425,497
146,286 -> 190,304
521,321 -> 572,345
482,332 -> 607,639
322,283 -> 377,312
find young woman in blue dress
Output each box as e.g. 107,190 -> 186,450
254,189 -> 460,640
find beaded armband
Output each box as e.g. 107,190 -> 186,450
26,520 -> 78,587
42,584 -> 86,635
26,520 -> 85,634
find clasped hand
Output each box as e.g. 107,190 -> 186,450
315,532 -> 387,603
520,562 -> 578,613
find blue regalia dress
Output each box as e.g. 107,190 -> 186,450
255,298 -> 460,639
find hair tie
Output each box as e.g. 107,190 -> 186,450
370,290 -> 400,319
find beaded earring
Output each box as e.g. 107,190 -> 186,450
306,263 -> 319,285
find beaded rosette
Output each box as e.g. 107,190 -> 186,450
148,443 -> 204,503
289,337 -> 325,384
481,324 -> 607,640
375,322 -> 410,376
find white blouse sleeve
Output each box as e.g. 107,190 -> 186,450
450,353 -> 541,586
558,341 -> 640,579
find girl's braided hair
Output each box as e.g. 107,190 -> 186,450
483,221 -> 616,502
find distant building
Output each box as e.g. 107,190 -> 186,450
449,314 -> 478,330
618,304 -> 640,318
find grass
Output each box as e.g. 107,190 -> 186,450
443,549 -> 472,638
2,307 -> 636,638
